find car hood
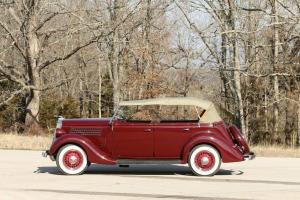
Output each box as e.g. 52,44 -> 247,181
62,118 -> 112,126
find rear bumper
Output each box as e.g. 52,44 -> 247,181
244,152 -> 255,160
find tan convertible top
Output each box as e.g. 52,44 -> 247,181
119,97 -> 222,123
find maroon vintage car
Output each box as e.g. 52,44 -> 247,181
43,97 -> 254,176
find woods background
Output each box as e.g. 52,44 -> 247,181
0,0 -> 299,147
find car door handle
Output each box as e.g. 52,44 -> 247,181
183,128 -> 190,131
144,128 -> 152,132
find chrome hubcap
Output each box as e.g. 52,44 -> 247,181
201,157 -> 209,165
63,150 -> 83,170
195,150 -> 215,171
69,155 -> 78,165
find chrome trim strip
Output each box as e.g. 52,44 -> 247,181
117,159 -> 181,164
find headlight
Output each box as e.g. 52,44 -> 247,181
56,116 -> 64,129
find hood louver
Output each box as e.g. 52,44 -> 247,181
70,127 -> 102,135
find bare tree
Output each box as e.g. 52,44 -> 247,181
0,0 -> 103,128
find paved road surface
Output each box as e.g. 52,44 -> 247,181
0,150 -> 300,200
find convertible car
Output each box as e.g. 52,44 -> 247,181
43,97 -> 254,176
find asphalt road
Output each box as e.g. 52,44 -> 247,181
1,150 -> 300,200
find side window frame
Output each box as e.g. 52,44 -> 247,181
158,105 -> 201,122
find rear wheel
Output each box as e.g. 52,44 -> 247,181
188,145 -> 221,176
56,144 -> 88,175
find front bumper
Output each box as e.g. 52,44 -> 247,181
244,152 -> 256,160
42,150 -> 55,161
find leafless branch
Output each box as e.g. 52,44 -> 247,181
36,12 -> 59,31
0,21 -> 26,59
0,88 -> 24,107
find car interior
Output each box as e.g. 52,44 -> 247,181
116,105 -> 205,123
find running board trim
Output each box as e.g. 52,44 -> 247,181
116,159 -> 181,164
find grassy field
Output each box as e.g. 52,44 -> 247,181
0,133 -> 52,151
0,134 -> 300,157
251,145 -> 300,158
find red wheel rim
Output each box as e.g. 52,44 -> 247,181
194,151 -> 215,171
63,150 -> 83,170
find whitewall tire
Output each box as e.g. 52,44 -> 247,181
56,144 -> 88,175
188,144 -> 221,176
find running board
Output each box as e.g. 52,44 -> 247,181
117,159 -> 181,165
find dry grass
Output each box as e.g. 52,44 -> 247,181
0,133 -> 52,151
1,133 -> 300,157
251,145 -> 300,158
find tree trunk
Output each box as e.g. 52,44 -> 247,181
98,57 -> 102,118
264,88 -> 269,131
228,0 -> 246,137
284,91 -> 296,146
233,46 -> 246,137
143,0 -> 153,98
272,0 -> 280,139
297,94 -> 300,146
79,58 -> 84,117
113,77 -> 120,109
78,0 -> 87,118
25,87 -> 40,127
109,0 -> 124,110
221,32 -> 230,111
106,26 -> 121,110
24,2 -> 41,128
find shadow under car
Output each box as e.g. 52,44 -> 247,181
35,164 -> 243,176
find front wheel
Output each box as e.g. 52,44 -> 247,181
56,144 -> 88,175
188,144 -> 221,176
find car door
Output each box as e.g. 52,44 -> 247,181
154,105 -> 200,158
154,121 -> 195,158
112,120 -> 154,158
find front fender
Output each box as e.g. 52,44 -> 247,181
182,133 -> 244,163
49,134 -> 116,165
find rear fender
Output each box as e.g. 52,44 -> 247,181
49,134 -> 116,165
181,133 -> 244,163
